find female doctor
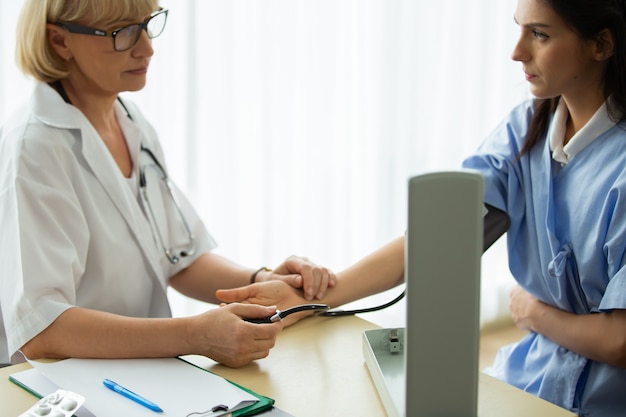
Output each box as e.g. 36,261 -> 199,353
220,0 -> 626,414
0,0 -> 335,369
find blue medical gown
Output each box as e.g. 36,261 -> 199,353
462,99 -> 626,417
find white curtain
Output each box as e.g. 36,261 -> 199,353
0,0 -> 527,327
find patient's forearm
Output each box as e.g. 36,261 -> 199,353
322,236 -> 405,308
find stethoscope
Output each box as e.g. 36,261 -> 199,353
138,144 -> 196,264
52,81 -> 195,264
245,288 -> 406,323
114,93 -> 196,264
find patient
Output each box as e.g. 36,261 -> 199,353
221,1 -> 626,414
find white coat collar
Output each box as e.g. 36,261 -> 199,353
32,82 -> 86,129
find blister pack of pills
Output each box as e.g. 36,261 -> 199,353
19,389 -> 85,417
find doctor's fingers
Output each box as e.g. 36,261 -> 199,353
299,265 -> 336,301
194,304 -> 280,341
275,257 -> 337,301
207,337 -> 278,368
217,325 -> 282,368
216,282 -> 283,305
228,302 -> 280,321
195,309 -> 281,367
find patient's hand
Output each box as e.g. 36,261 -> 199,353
217,281 -> 313,326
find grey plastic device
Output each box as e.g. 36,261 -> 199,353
405,171 -> 483,417
362,172 -> 510,417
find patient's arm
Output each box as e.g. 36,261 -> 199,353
510,285 -> 626,369
217,236 -> 405,325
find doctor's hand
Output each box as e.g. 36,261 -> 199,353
256,256 -> 337,301
190,303 -> 283,368
217,281 -> 311,327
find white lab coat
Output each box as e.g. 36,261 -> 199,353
0,82 -> 216,364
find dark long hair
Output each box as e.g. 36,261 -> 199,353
521,0 -> 626,156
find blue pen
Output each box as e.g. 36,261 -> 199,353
103,378 -> 163,413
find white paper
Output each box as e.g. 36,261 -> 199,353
26,357 -> 257,416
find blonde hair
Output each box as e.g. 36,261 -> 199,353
16,0 -> 160,82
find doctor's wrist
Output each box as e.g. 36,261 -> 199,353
250,266 -> 272,284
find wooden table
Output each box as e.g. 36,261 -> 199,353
1,315 -> 574,416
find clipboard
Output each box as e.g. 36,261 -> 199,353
179,357 -> 275,417
9,357 -> 274,417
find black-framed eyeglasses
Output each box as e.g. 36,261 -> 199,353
139,145 -> 195,264
54,8 -> 168,52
